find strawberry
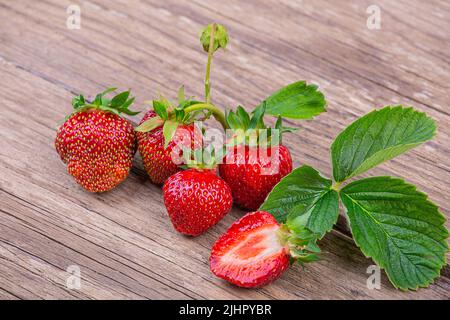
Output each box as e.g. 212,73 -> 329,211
220,144 -> 292,210
55,88 -> 139,192
218,105 -> 294,210
163,168 -> 233,236
210,211 -> 320,288
136,109 -> 199,184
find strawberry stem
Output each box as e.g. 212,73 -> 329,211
331,181 -> 342,191
204,23 -> 216,105
184,103 -> 229,129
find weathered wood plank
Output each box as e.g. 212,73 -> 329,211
0,0 -> 448,299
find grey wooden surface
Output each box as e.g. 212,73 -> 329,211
0,0 -> 449,299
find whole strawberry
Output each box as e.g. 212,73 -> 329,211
55,88 -> 139,192
136,108 -> 200,185
210,211 -> 319,288
218,105 -> 293,210
163,168 -> 233,236
220,144 -> 292,210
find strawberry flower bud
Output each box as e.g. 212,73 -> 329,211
200,23 -> 229,53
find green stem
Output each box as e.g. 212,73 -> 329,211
184,103 -> 229,129
205,23 -> 216,104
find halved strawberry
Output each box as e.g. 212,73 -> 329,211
210,211 -> 290,288
210,211 -> 321,288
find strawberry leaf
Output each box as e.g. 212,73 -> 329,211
331,106 -> 436,183
340,177 -> 448,290
260,165 -> 339,238
257,81 -> 326,120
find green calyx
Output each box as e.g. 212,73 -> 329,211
135,86 -> 228,148
68,88 -> 140,120
180,144 -> 226,171
225,103 -> 296,147
277,224 -> 321,265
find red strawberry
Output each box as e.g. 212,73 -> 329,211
163,169 -> 233,236
219,144 -> 293,210
136,110 -> 200,185
210,211 -> 290,288
210,210 -> 320,288
55,89 -> 139,192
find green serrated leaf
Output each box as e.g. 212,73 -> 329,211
287,190 -> 339,238
331,106 -> 436,182
257,81 -> 326,120
163,120 -> 179,149
153,100 -> 169,120
260,165 -> 339,238
110,91 -> 130,107
340,176 -> 448,290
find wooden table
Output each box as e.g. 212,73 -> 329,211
0,0 -> 449,300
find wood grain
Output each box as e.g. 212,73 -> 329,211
0,0 -> 448,299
